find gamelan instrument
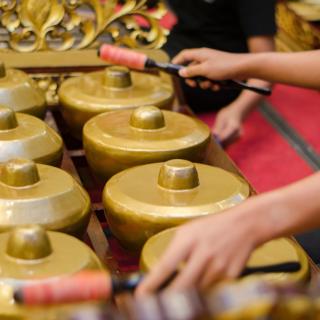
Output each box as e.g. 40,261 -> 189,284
103,159 -> 250,250
58,65 -> 174,138
0,62 -> 46,118
83,106 -> 211,181
0,106 -> 63,166
0,158 -> 91,237
0,225 -> 104,319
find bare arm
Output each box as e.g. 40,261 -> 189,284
260,172 -> 320,239
137,172 -> 320,295
212,36 -> 274,142
225,36 -> 274,117
173,49 -> 320,90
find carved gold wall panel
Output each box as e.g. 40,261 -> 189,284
0,0 -> 168,52
276,2 -> 320,51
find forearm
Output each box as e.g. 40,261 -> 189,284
226,79 -> 271,118
240,172 -> 320,246
239,51 -> 320,89
225,36 -> 273,120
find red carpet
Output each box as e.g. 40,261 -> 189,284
198,85 -> 316,193
269,84 -> 320,153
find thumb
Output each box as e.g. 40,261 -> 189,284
179,63 -> 206,78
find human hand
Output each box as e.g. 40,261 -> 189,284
213,106 -> 243,144
172,48 -> 248,87
136,206 -> 260,296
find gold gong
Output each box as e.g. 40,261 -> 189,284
103,159 -> 250,250
83,106 -> 211,181
59,66 -> 174,138
0,107 -> 63,166
0,63 -> 46,118
0,159 -> 91,237
0,225 -> 104,320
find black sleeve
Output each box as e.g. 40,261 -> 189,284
235,0 -> 277,37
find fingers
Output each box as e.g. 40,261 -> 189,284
172,48 -> 239,82
211,83 -> 221,91
225,249 -> 251,280
168,247 -> 211,291
136,232 -> 193,296
198,253 -> 248,290
172,48 -> 223,86
212,115 -> 227,139
198,260 -> 226,290
185,79 -> 217,90
185,79 -> 197,88
214,125 -> 237,143
212,115 -> 242,144
199,80 -> 212,90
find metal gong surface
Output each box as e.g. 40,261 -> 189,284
0,226 -> 104,320
103,160 -> 250,250
141,227 -> 309,283
0,159 -> 91,237
0,107 -> 62,166
0,63 -> 46,118
59,66 -> 174,138
83,106 -> 211,180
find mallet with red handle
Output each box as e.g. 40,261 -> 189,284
98,44 -> 272,96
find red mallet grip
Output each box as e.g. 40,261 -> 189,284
98,44 -> 147,70
14,271 -> 112,305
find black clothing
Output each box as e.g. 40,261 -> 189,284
164,0 -> 276,111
